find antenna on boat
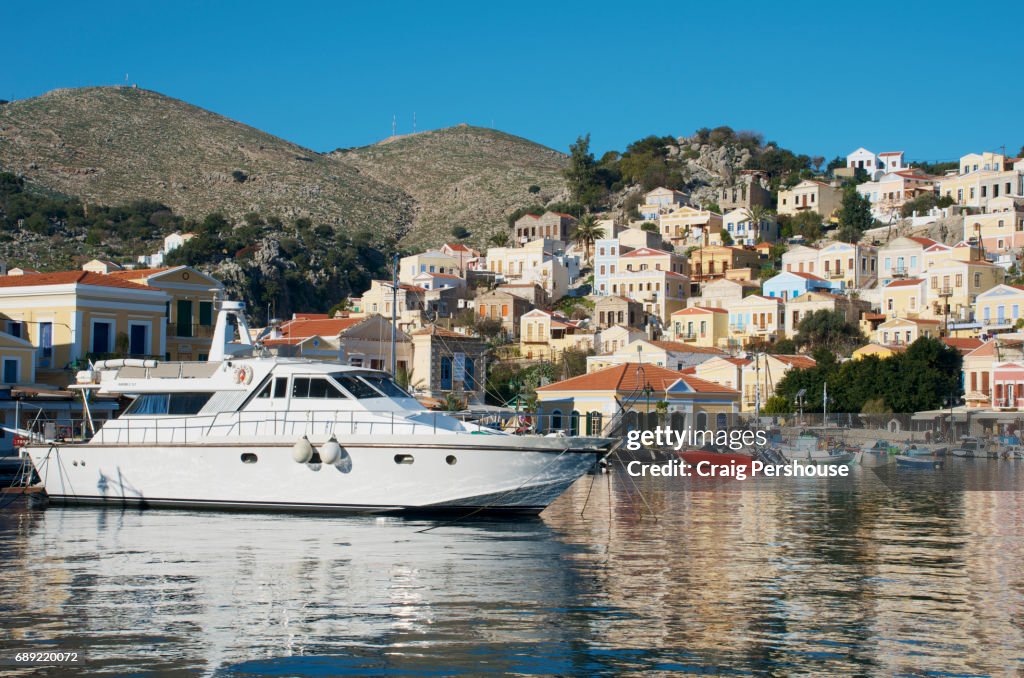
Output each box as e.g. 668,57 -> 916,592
391,252 -> 399,376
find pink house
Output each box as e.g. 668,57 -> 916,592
992,362 -> 1024,408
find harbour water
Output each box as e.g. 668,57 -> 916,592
2,461 -> 1024,675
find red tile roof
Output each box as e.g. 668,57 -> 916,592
771,354 -> 816,369
942,337 -> 984,354
789,271 -> 828,282
878,151 -> 904,156
907,237 -> 937,247
0,270 -> 157,291
293,313 -> 329,320
966,340 -> 997,358
621,247 -> 671,258
885,278 -> 924,288
279,317 -> 364,338
537,363 -> 738,394
444,243 -> 473,252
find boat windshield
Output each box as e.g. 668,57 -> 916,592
330,373 -> 411,400
359,374 -> 412,399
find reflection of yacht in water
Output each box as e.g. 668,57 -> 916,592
23,302 -> 612,514
4,509 -> 581,673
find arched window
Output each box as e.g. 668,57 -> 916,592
695,412 -> 708,430
440,357 -> 453,390
716,413 -> 727,430
671,412 -> 685,430
551,409 -> 563,432
569,411 -> 580,436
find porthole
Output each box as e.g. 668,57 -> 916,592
394,454 -> 414,465
241,453 -> 258,464
445,455 -> 457,466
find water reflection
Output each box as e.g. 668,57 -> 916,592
1,461 -> 1023,675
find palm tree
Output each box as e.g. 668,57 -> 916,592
572,213 -> 601,264
742,205 -> 776,243
489,230 -> 510,247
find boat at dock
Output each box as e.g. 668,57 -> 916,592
20,302 -> 613,515
950,436 -> 994,459
776,433 -> 858,466
895,455 -> 943,469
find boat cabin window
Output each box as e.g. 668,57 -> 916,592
358,374 -> 412,398
256,377 -> 289,399
292,377 -> 347,399
331,374 -> 387,399
125,392 -> 214,416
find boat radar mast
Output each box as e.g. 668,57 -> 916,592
208,300 -> 255,362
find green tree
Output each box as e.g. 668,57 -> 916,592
490,231 -> 510,247
564,134 -> 602,207
572,213 -> 602,263
640,221 -> 659,233
742,205 -> 776,242
719,229 -> 733,245
451,225 -> 470,239
789,211 -> 823,242
836,186 -> 873,243
763,395 -> 792,415
794,309 -> 864,355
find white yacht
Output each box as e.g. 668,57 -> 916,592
23,302 -> 613,514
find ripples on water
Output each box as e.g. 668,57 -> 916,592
2,461 -> 1024,675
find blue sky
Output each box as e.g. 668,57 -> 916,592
4,1 -> 1022,162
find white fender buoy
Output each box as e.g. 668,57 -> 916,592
320,438 -> 342,465
292,436 -> 314,463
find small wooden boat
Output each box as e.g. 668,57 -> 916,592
895,455 -> 942,469
901,444 -> 934,457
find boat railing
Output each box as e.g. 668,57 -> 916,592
22,410 -> 592,445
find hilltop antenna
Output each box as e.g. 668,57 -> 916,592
413,112 -> 416,134
392,114 -> 396,137
124,73 -> 129,86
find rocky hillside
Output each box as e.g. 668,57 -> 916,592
0,86 -> 414,239
332,125 -> 567,250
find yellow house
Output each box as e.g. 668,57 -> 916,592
881,278 -> 927,318
669,306 -> 729,347
619,247 -> 689,275
0,330 -> 37,385
0,271 -> 170,386
876,317 -> 942,346
963,340 -> 996,407
400,250 -> 461,284
777,180 -> 843,218
726,295 -> 785,347
975,284 -> 1024,334
688,245 -> 762,283
519,309 -> 594,361
106,266 -> 224,361
535,362 -> 739,436
658,206 -> 723,248
852,343 -> 906,361
924,259 -> 1004,323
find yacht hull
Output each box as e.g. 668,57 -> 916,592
27,440 -> 602,515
